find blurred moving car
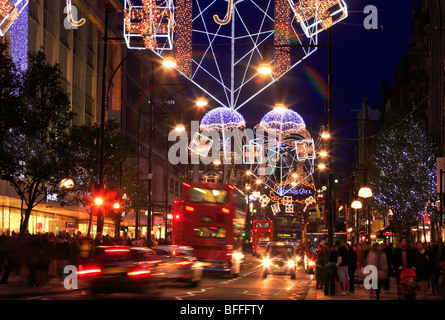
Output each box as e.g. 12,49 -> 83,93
153,245 -> 203,287
77,246 -> 164,297
254,241 -> 268,258
261,242 -> 299,280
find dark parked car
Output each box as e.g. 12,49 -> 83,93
153,245 -> 203,287
77,246 -> 164,297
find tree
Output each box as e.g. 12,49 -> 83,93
0,50 -> 74,284
60,119 -> 148,238
0,50 -> 74,236
369,115 -> 436,237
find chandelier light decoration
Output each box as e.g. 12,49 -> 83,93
0,0 -> 28,36
122,0 -> 350,111
124,0 -> 175,51
192,107 -> 246,160
290,0 -> 348,38
246,106 -> 317,211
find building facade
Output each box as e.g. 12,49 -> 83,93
0,0 -> 190,240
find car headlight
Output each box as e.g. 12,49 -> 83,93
296,256 -> 301,262
308,260 -> 315,266
262,259 -> 271,267
287,260 -> 295,268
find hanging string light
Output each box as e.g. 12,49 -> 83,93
174,0 -> 192,78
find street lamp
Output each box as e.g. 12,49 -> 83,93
162,56 -> 177,68
358,186 -> 373,198
257,62 -> 272,75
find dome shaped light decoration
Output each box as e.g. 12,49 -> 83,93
257,104 -> 307,141
246,105 -> 317,210
200,107 -> 246,132
189,107 -> 246,160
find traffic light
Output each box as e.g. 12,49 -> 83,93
91,190 -> 123,216
93,196 -> 104,207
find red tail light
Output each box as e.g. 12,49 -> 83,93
127,267 -> 151,277
104,248 -> 131,253
77,266 -> 102,277
175,260 -> 193,266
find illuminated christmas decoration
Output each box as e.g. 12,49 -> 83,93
9,1 -> 27,73
247,106 -> 317,201
274,0 -> 291,77
188,132 -> 213,157
271,203 -> 281,215
290,0 -> 348,38
213,0 -> 233,25
174,0 -> 192,78
0,0 -> 28,37
123,0 -> 174,50
65,0 -> 85,28
199,107 -> 246,160
123,0 -> 325,111
369,115 -> 436,227
295,138 -> 316,161
200,107 -> 246,132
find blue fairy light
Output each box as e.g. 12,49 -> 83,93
200,107 -> 246,131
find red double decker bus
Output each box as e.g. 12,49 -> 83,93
172,182 -> 246,276
251,220 -> 273,257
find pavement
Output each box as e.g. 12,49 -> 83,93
306,272 -> 445,301
1,266 -> 444,300
0,271 -> 81,299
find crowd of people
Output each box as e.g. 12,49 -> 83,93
314,238 -> 445,300
0,230 -> 155,287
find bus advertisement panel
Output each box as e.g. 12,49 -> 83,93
172,182 -> 246,276
251,220 -> 273,256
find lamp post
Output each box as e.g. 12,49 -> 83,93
351,199 -> 362,243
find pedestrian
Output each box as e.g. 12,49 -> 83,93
69,236 -> 81,268
336,240 -> 350,295
55,231 -> 71,284
315,242 -> 328,289
429,241 -> 441,295
383,242 -> 393,292
323,243 -> 338,296
348,243 -> 358,294
365,243 -> 388,300
414,241 -> 430,300
392,237 -> 415,298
